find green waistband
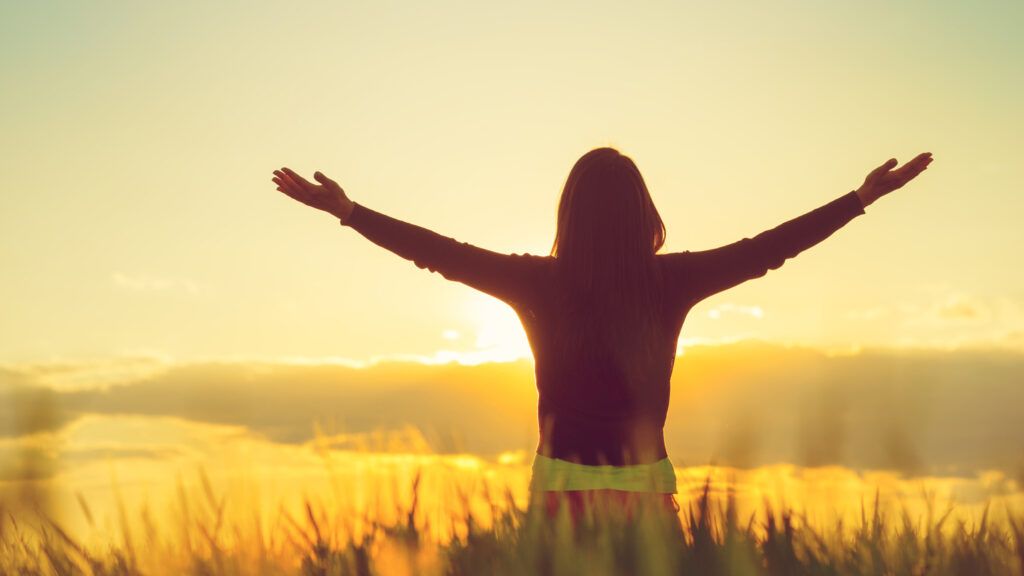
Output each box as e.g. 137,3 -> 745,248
529,453 -> 678,494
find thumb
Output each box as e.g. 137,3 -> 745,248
870,158 -> 898,179
313,171 -> 336,186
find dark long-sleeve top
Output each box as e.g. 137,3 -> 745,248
344,190 -> 866,466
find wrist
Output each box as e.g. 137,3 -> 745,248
854,187 -> 873,209
335,201 -> 356,225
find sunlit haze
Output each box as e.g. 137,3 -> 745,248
2,2 -> 1023,557
2,2 -> 1022,366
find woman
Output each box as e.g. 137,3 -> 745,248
271,147 -> 933,526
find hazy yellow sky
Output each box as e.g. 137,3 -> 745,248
2,1 -> 1022,365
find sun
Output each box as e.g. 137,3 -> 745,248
454,292 -> 533,364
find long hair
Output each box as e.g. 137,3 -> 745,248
549,147 -> 667,391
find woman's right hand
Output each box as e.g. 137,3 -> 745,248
272,167 -> 355,223
855,152 -> 933,208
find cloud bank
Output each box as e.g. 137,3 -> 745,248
2,341 -> 1023,478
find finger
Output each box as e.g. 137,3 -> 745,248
313,171 -> 339,189
272,173 -> 298,195
274,181 -> 302,201
281,167 -> 317,192
272,171 -> 294,188
895,155 -> 931,178
868,158 -> 898,180
894,163 -> 928,186
278,170 -> 307,193
276,171 -> 312,200
899,152 -> 932,172
272,178 -> 294,196
273,173 -> 310,202
905,154 -> 931,170
272,172 -> 297,188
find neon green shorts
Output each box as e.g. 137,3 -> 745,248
529,453 -> 678,494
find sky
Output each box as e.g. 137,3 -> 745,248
2,2 -> 1024,537
1,0 -> 1022,367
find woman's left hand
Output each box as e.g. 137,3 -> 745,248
855,152 -> 933,208
272,167 -> 355,222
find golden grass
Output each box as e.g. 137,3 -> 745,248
3,465 -> 1024,576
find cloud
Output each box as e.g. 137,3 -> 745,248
937,297 -> 984,320
0,369 -> 79,438
846,289 -> 1005,326
59,359 -> 539,454
842,290 -> 1024,352
669,341 -> 1024,477
5,355 -> 171,391
0,444 -> 58,481
111,272 -> 200,295
3,342 -> 1024,479
0,441 -> 182,481
307,425 -> 435,454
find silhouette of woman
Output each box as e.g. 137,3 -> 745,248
272,147 -> 932,525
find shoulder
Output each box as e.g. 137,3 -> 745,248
515,253 -> 556,275
656,251 -> 693,272
655,251 -> 696,293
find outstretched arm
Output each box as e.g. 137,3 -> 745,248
666,152 -> 933,305
271,167 -> 542,307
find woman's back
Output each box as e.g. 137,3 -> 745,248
517,254 -> 681,467
339,188 -> 866,466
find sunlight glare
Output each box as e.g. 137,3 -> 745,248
460,293 -> 532,363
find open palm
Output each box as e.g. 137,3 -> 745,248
857,152 -> 933,207
272,167 -> 354,221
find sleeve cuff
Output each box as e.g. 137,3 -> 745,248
340,202 -> 364,227
844,190 -> 866,216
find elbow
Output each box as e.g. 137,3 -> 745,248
414,258 -> 462,283
765,255 -> 787,273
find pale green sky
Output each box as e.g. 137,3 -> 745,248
1,0 -> 1022,365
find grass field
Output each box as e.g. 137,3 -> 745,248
3,459 -> 1024,576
